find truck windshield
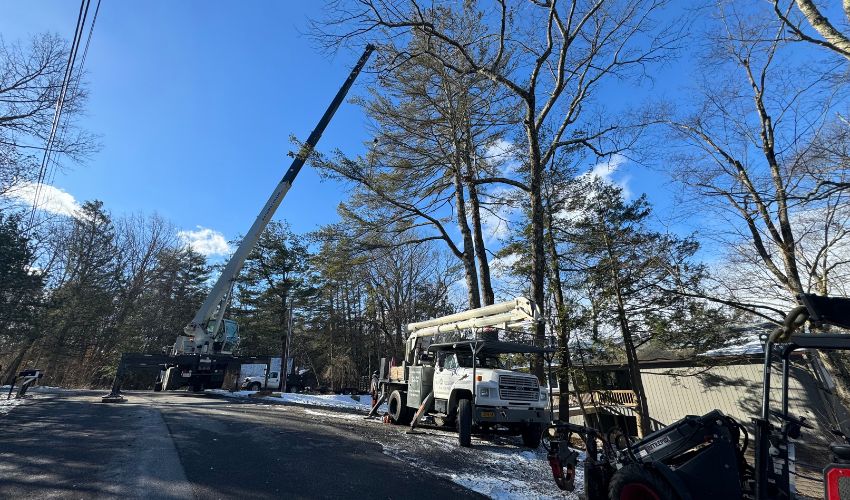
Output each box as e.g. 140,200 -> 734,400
455,353 -> 504,369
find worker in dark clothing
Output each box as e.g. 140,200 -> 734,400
370,371 -> 379,408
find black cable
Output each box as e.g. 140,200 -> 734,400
29,0 -> 87,208
46,0 -> 102,191
27,0 -> 90,230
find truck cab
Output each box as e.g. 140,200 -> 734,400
428,341 -> 550,447
242,371 -> 280,391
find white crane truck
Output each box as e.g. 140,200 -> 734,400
374,298 -> 553,448
102,46 -> 374,401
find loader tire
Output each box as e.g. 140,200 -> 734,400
457,398 -> 472,447
388,390 -> 413,425
608,464 -> 676,500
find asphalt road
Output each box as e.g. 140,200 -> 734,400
0,390 -> 482,499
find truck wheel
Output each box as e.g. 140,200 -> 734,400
457,399 -> 472,447
248,382 -> 261,391
388,390 -> 413,425
608,464 -> 675,500
154,381 -> 163,392
521,423 -> 543,448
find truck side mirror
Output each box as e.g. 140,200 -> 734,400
437,353 -> 445,369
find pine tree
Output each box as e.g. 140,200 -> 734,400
0,212 -> 45,384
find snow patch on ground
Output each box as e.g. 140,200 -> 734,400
0,389 -> 26,415
275,393 -> 376,410
451,473 -> 545,500
303,409 -> 362,421
207,389 -> 387,413
376,427 -> 580,500
0,395 -> 33,416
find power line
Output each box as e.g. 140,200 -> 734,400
46,0 -> 102,191
27,0 -> 91,232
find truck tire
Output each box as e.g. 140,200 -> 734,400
608,464 -> 675,500
457,398 -> 472,447
521,422 -> 543,448
248,382 -> 261,391
154,381 -> 162,392
388,390 -> 413,425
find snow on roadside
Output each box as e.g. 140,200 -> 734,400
303,409 -> 362,421
375,428 -> 580,500
0,394 -> 39,416
206,389 -> 387,413
0,397 -> 25,415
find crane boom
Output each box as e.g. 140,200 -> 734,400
172,45 -> 375,356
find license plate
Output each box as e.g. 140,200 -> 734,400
480,411 -> 495,418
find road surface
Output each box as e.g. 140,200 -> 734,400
0,389 -> 485,499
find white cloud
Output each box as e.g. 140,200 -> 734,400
178,226 -> 232,257
578,153 -> 632,199
485,139 -> 513,162
480,204 -> 512,241
484,139 -> 520,176
4,181 -> 81,217
490,252 -> 521,279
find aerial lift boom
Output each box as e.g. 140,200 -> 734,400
403,297 -> 541,363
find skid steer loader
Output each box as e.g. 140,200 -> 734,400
546,293 -> 850,500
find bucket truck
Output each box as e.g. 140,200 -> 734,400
373,297 -> 554,448
103,46 -> 374,401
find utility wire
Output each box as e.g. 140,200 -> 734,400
27,0 -> 90,232
46,0 -> 102,191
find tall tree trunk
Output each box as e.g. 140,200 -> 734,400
603,229 -> 652,437
466,177 -> 494,306
452,163 -> 482,309
2,335 -> 38,385
526,108 -> 546,382
280,289 -> 289,392
544,206 -> 573,421
462,128 -> 494,306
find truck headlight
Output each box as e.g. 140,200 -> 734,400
478,387 -> 491,398
540,391 -> 547,401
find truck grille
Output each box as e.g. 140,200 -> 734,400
498,375 -> 539,402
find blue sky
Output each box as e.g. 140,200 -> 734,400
2,2 -> 374,249
2,1 -> 689,264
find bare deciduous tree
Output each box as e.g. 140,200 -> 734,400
774,0 -> 850,60
316,0 -> 679,379
666,3 -> 850,413
0,33 -> 96,199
